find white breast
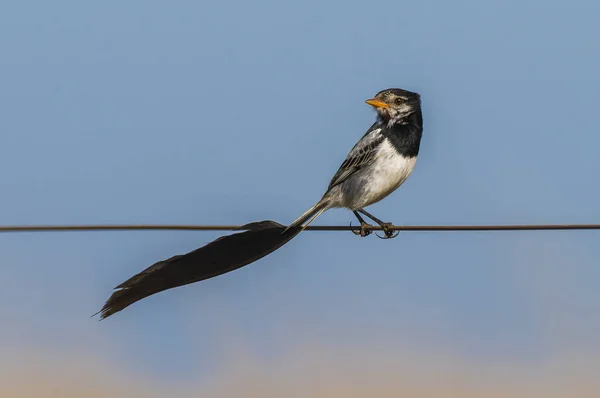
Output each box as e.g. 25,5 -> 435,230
367,138 -> 416,200
335,138 -> 417,209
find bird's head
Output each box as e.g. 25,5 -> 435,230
365,88 -> 421,125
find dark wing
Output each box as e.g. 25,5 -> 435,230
326,125 -> 384,191
95,221 -> 302,319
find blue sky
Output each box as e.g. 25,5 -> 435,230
1,0 -> 599,395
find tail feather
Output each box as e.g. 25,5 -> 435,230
95,201 -> 331,319
283,199 -> 330,234
95,220 -> 302,319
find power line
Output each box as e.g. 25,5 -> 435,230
0,223 -> 599,233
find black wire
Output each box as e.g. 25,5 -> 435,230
1,223 -> 599,233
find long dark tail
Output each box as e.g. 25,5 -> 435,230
94,220 -> 305,320
95,201 -> 331,319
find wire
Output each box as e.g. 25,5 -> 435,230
0,223 -> 599,233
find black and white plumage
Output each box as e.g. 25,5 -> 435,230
286,88 -> 423,237
96,88 -> 424,319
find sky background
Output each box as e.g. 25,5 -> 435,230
1,0 -> 599,396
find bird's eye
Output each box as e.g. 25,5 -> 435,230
395,98 -> 404,104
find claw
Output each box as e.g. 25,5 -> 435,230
350,221 -> 360,236
375,230 -> 400,239
350,221 -> 372,237
375,223 -> 400,239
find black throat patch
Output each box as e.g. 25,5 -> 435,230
381,110 -> 423,158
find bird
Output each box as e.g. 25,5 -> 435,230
96,87 -> 423,319
284,87 -> 423,239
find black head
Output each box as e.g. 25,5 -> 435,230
365,88 -> 421,125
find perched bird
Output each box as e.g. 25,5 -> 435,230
285,87 -> 423,238
96,87 -> 423,319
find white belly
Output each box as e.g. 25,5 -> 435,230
335,139 -> 417,209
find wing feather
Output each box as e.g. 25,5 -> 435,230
326,125 -> 384,191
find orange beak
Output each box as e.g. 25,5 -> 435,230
365,98 -> 389,109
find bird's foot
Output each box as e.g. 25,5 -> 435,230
375,222 -> 399,239
350,221 -> 373,237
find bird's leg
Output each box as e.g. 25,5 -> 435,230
351,211 -> 373,237
357,209 -> 399,239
